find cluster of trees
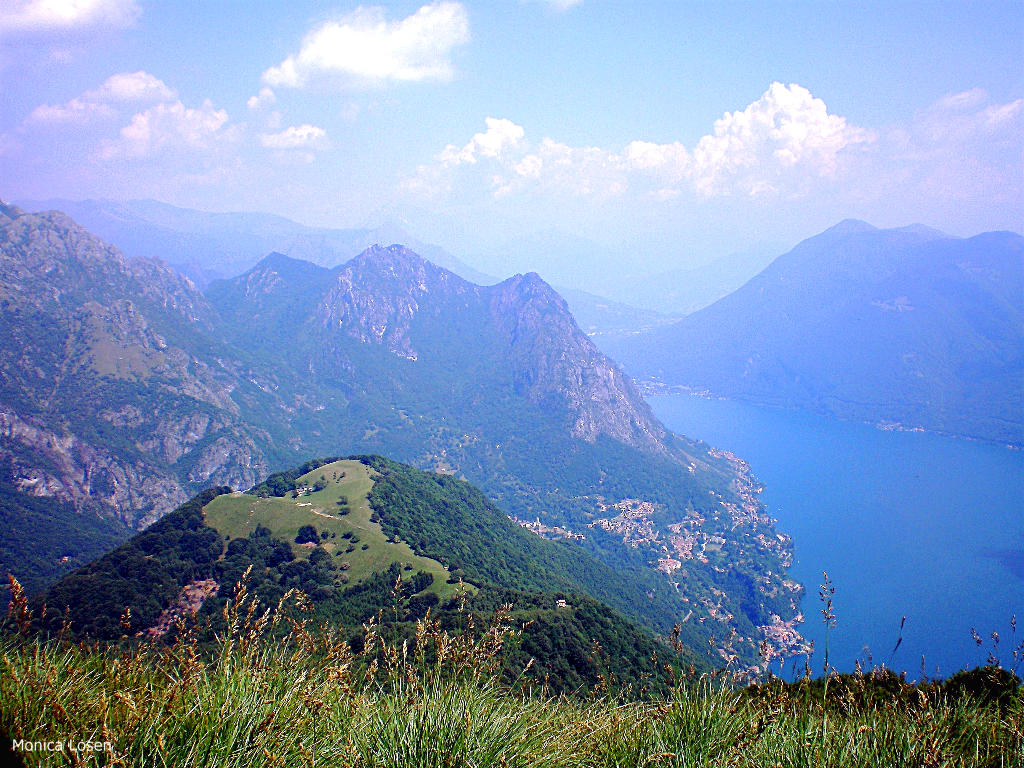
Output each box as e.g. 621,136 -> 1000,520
0,461 -> 130,598
359,455 -> 708,656
33,487 -> 231,639
250,458 -> 343,498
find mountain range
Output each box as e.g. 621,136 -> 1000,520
607,246 -> 781,316
471,228 -> 781,317
0,200 -> 804,667
606,220 -> 1024,446
16,198 -> 496,288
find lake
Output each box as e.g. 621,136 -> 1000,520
647,393 -> 1024,679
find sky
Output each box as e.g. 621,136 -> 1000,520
0,0 -> 1021,276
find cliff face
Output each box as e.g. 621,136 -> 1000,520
312,245 -> 670,455
486,272 -> 668,453
0,205 -> 270,527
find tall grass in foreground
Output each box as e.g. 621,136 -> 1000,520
1,576 -> 1021,768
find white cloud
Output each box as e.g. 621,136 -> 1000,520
514,153 -> 542,178
262,1 -> 470,89
876,90 -> 1023,203
247,87 -> 276,111
26,70 -> 175,124
621,140 -> 687,170
410,83 -> 869,201
934,88 -> 988,112
529,0 -> 582,10
690,82 -> 870,196
402,83 -> 1022,247
260,124 -> 328,149
16,70 -> 331,173
99,99 -> 233,159
92,71 -> 175,102
0,0 -> 140,34
439,117 -> 524,166
28,97 -> 114,124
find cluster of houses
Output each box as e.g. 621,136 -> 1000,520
588,498 -> 662,547
509,515 -> 586,542
757,613 -> 813,663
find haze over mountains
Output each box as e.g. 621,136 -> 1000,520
0,201 -> 804,666
17,198 -> 496,289
607,220 -> 1024,446
16,198 -> 780,326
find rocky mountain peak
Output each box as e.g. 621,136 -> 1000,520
0,207 -> 212,327
488,272 -> 669,454
306,245 -> 674,455
345,244 -> 459,288
315,244 -> 474,360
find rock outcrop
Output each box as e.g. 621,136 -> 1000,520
0,203 -> 272,528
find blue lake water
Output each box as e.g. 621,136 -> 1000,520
647,393 -> 1024,679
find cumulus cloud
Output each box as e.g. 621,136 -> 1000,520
93,70 -> 175,102
690,82 -> 870,196
403,83 -> 1022,244
247,87 -> 276,111
26,71 -> 175,124
27,96 -> 114,124
0,0 -> 140,34
1,69 -> 341,213
15,70 -> 332,173
262,1 -> 470,89
260,124 -> 328,149
410,83 -> 870,201
98,99 -> 233,159
439,117 -> 524,165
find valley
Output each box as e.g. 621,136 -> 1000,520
2,197 -> 1019,686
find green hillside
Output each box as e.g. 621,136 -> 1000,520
33,456 -> 709,692
206,459 -> 459,601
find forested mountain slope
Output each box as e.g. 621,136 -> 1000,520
35,457 -> 705,692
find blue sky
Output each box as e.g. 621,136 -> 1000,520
1,0 -> 1021,274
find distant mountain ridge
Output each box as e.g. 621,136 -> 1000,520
608,246 -> 781,316
15,197 -> 496,287
555,286 -> 681,341
607,220 -> 1024,446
